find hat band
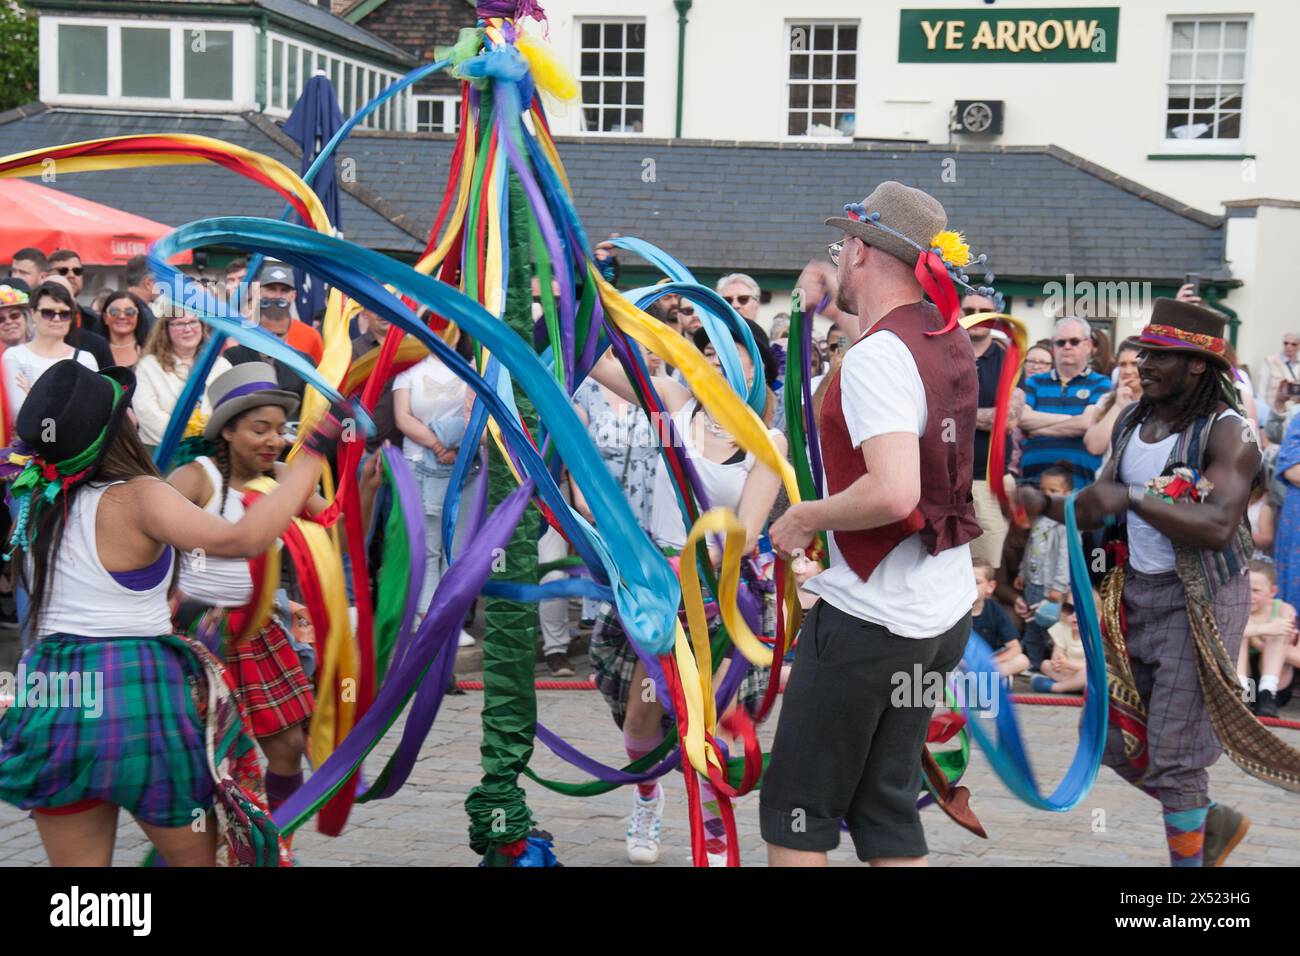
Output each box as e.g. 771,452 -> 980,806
1139,324 -> 1226,356
216,381 -> 280,407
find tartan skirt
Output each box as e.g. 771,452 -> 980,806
224,621 -> 315,739
0,633 -> 251,828
590,603 -> 772,731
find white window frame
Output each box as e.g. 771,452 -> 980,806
575,17 -> 646,136
1159,16 -> 1250,154
265,32 -> 406,130
410,94 -> 460,134
783,19 -> 860,142
40,16 -> 255,111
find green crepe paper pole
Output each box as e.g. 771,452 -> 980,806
465,172 -> 543,862
372,455 -> 412,683
782,298 -> 829,559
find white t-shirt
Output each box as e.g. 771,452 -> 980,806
392,355 -> 468,461
2,344 -> 98,418
803,331 -> 977,638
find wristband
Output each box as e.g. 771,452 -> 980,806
1127,484 -> 1146,510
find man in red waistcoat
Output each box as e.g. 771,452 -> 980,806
762,181 -> 982,866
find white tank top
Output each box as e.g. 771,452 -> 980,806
1120,408 -> 1242,574
649,400 -> 757,550
175,456 -> 255,607
36,482 -> 174,638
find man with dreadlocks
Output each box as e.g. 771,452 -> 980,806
1020,297 -> 1262,867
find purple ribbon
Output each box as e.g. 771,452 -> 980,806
477,0 -> 546,20
215,381 -> 281,407
381,445 -> 426,674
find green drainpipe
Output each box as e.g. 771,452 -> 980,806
673,0 -> 692,138
1203,285 -> 1240,349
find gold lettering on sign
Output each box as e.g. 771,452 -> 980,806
1018,20 -> 1043,52
920,19 -> 944,50
995,19 -> 1018,52
1038,19 -> 1063,50
944,20 -> 965,50
1064,19 -> 1098,49
971,20 -> 996,50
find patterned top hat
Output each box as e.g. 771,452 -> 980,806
1137,298 -> 1230,369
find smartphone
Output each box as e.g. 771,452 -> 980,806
1288,383 -> 1300,398
1183,272 -> 1201,297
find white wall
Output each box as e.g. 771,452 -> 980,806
1226,204 -> 1300,388
532,0 -> 1300,214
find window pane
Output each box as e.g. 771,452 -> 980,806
603,23 -> 623,47
1224,22 -> 1247,49
582,80 -> 600,105
1197,21 -> 1221,50
811,111 -> 832,128
1220,85 -> 1243,109
626,51 -> 644,76
184,28 -> 233,100
580,51 -> 599,75
1221,52 -> 1245,80
626,82 -> 644,106
839,26 -> 858,50
813,54 -> 833,79
1169,52 -> 1192,79
836,112 -> 855,136
1166,112 -> 1192,137
789,53 -> 809,80
627,22 -> 645,48
789,113 -> 806,136
1167,84 -> 1191,110
288,46 -> 300,102
813,25 -> 835,50
1171,21 -> 1194,49
581,23 -> 600,48
603,81 -> 622,105
837,54 -> 856,79
583,106 -> 599,130
625,109 -> 643,130
58,24 -> 108,95
789,24 -> 810,52
812,85 -> 833,108
836,84 -> 857,110
1194,52 -> 1220,81
789,85 -> 809,109
330,58 -> 340,93
272,40 -> 284,108
603,51 -> 622,76
343,63 -> 353,112
121,28 -> 170,98
1217,112 -> 1241,138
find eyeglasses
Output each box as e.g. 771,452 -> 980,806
1024,357 -> 1052,369
828,241 -> 844,266
1054,337 -> 1085,348
168,319 -> 201,331
722,294 -> 755,307
0,309 -> 27,323
260,297 -> 292,310
37,308 -> 72,321
53,265 -> 83,277
107,306 -> 139,318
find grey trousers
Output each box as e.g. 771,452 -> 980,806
1102,567 -> 1250,810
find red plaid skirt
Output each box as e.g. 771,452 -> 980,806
226,621 -> 315,738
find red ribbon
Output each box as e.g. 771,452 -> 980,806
914,250 -> 960,336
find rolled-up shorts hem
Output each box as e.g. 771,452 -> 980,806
759,805 -> 844,853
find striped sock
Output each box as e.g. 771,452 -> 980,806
699,780 -> 727,857
1163,805 -> 1209,867
624,728 -> 664,800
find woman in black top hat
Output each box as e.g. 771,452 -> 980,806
0,360 -> 348,866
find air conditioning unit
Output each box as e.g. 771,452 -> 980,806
951,100 -> 1004,136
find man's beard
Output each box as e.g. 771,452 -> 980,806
835,285 -> 855,316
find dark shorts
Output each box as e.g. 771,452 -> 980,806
759,601 -> 970,861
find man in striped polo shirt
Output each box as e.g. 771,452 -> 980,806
1019,316 -> 1112,487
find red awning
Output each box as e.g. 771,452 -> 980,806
0,178 -> 192,266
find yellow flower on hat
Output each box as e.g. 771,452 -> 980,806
183,406 -> 209,440
930,230 -> 972,268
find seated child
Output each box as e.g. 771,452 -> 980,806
972,558 -> 1029,680
1030,593 -> 1094,695
1238,560 -> 1300,718
1014,465 -> 1073,670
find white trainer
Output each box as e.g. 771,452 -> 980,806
457,630 -> 476,648
626,786 -> 663,864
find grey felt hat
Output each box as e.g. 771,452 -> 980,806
825,181 -> 949,266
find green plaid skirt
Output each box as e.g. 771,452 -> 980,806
590,604 -> 772,731
0,633 -> 256,829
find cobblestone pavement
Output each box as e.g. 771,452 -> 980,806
3,668 -> 1300,867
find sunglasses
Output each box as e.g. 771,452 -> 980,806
722,294 -> 755,307
37,307 -> 72,321
107,306 -> 139,318
1061,603 -> 1075,616
1054,337 -> 1085,348
260,297 -> 292,310
53,265 -> 83,277
0,309 -> 27,323
828,240 -> 844,265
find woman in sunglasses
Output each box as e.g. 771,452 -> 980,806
132,303 -> 232,451
1,281 -> 98,417
100,290 -> 149,369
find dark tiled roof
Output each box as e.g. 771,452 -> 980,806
28,0 -> 416,64
0,106 -> 1228,282
0,107 -> 424,255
